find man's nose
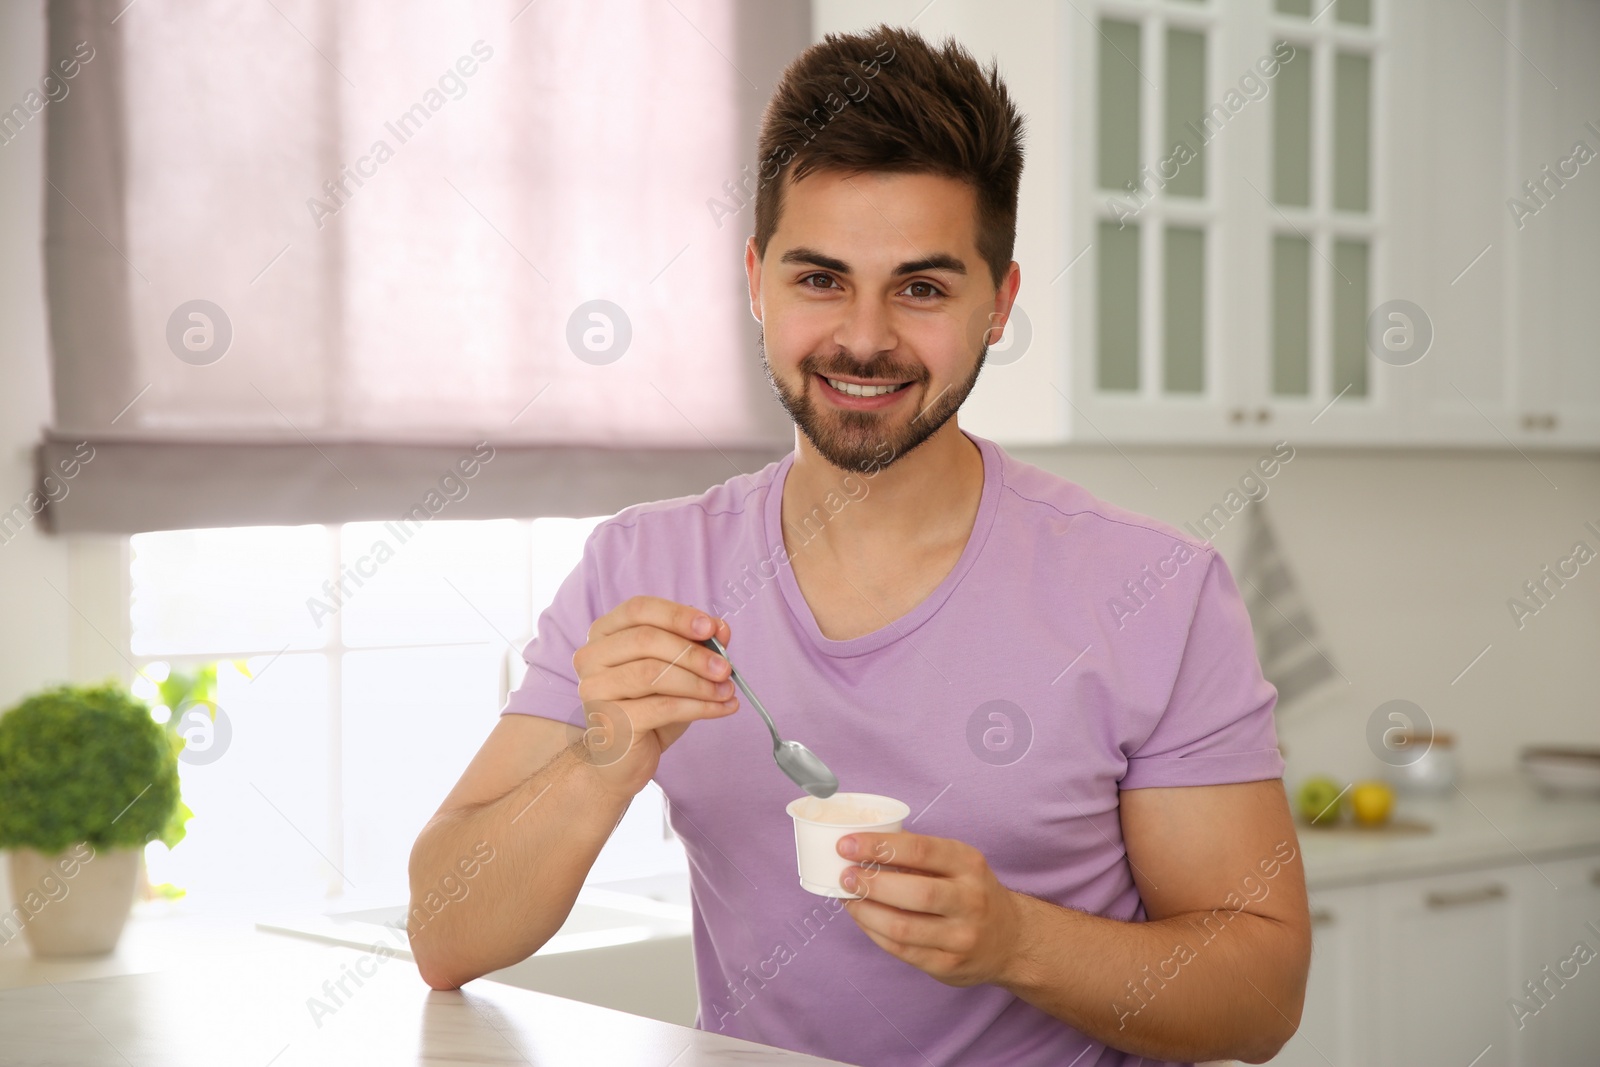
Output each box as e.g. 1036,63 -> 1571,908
832,297 -> 897,363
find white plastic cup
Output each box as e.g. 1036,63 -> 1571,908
786,792 -> 910,898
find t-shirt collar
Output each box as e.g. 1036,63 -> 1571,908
763,428 -> 1003,658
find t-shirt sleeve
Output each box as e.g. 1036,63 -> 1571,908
499,526 -> 611,730
1120,548 -> 1286,789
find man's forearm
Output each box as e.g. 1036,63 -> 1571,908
996,892 -> 1308,1063
406,743 -> 632,990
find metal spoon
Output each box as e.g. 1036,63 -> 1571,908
701,636 -> 839,799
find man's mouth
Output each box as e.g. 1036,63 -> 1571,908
820,376 -> 914,398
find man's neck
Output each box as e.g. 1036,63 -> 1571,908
781,421 -> 985,564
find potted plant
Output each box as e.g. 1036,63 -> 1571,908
0,682 -> 191,955
138,661 -> 222,903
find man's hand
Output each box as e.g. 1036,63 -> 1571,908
571,596 -> 739,801
835,831 -> 1027,988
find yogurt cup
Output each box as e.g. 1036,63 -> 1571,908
786,792 -> 910,898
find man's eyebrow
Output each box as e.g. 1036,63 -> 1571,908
778,247 -> 968,277
779,247 -> 851,273
895,253 -> 967,276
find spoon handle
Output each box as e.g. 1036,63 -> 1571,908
701,637 -> 782,747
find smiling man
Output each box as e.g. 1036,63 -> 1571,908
408,24 -> 1310,1067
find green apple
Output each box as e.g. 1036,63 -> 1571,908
1296,776 -> 1344,826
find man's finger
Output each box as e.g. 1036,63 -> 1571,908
611,694 -> 739,734
846,866 -> 959,917
588,595 -> 721,644
841,831 -> 965,876
844,894 -> 955,949
577,664 -> 725,710
578,620 -> 734,688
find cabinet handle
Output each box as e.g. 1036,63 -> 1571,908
1255,408 -> 1272,423
1589,868 -> 1600,888
1425,884 -> 1506,910
1522,413 -> 1537,430
1545,413 -> 1559,430
1229,408 -> 1246,424
1309,908 -> 1335,927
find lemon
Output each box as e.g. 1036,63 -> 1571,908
1350,781 -> 1394,826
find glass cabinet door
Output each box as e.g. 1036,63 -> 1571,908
1093,7 -> 1214,403
1267,5 -> 1376,411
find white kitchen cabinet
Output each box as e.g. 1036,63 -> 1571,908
1054,0 -> 1600,450
1396,0 -> 1600,452
1268,884 -> 1374,1067
1386,0 -> 1522,449
1267,849 -> 1600,1067
1371,867 -> 1526,1067
1515,853 -> 1600,1067
1063,0 -> 1241,446
1512,0 -> 1600,449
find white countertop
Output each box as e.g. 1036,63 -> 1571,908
1297,770 -> 1600,888
0,938 -> 857,1067
0,895 -> 285,992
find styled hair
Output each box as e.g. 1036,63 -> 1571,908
753,24 -> 1026,288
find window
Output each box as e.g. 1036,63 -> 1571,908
41,0 -> 799,537
130,519 -> 686,909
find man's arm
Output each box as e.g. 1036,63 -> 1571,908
407,714 -> 629,990
407,598 -> 739,990
998,779 -> 1310,1062
839,778 -> 1311,1064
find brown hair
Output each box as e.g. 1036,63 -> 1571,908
753,24 -> 1026,289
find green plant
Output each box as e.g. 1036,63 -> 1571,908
0,681 -> 191,854
155,663 -> 216,736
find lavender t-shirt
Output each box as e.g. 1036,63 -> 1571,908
502,430 -> 1284,1067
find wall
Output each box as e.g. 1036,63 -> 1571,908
0,1 -> 71,707
1012,444 -> 1600,784
1,0 -> 133,924
0,0 -> 61,924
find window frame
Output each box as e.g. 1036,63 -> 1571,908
114,518 -> 684,905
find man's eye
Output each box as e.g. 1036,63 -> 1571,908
803,273 -> 836,290
904,281 -> 942,299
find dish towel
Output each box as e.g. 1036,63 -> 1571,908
1234,502 -> 1343,710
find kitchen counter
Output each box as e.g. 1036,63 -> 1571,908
3,772 -> 1592,1065
0,941 -> 858,1067
1297,770 -> 1600,888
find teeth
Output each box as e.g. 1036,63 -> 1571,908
826,377 -> 905,397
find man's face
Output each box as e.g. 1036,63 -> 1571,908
746,169 -> 1017,474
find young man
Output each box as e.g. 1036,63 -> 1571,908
409,24 -> 1310,1067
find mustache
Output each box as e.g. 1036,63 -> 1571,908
799,352 -> 928,385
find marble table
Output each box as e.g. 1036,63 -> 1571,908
0,944 -> 859,1067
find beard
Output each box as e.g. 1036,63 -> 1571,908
758,328 -> 987,475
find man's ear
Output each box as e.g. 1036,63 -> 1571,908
998,259 -> 1022,321
745,235 -> 764,324
971,261 -> 1023,352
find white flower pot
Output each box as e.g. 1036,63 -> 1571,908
4,845 -> 138,956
